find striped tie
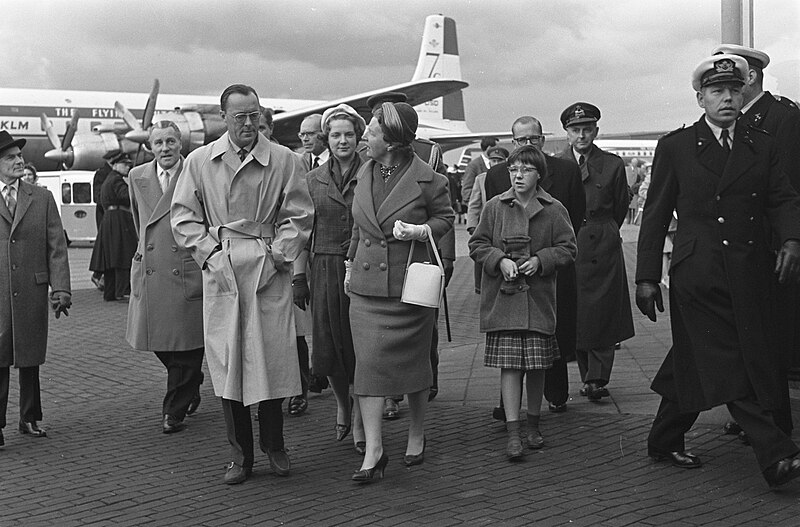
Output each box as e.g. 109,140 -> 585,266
579,155 -> 589,180
5,186 -> 16,217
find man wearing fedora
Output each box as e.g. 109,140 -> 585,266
636,54 -> 800,488
0,131 -> 71,447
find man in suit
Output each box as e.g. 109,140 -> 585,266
557,102 -> 634,402
461,136 -> 498,206
126,121 -> 204,434
0,131 -> 71,447
636,54 -> 800,488
484,116 -> 585,417
712,44 -> 800,439
299,114 -> 328,171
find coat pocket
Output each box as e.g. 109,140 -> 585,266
182,257 -> 203,300
34,271 -> 49,285
130,254 -> 143,298
203,250 -> 236,296
669,235 -> 695,272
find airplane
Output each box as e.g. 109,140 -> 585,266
0,14 -> 470,172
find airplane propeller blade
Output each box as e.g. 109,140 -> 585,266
40,114 -> 60,150
115,101 -> 142,132
142,78 -> 159,130
61,111 -> 79,150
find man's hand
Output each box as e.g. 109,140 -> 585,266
343,260 -> 352,297
50,291 -> 72,319
443,258 -> 454,287
635,281 -> 663,322
292,274 -> 310,310
775,239 -> 800,284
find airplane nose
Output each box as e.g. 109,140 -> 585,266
45,148 -> 74,167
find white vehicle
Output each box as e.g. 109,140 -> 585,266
37,170 -> 98,245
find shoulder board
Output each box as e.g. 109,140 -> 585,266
414,137 -> 436,146
774,95 -> 799,110
661,125 -> 688,139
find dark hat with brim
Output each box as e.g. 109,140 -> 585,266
0,131 -> 26,156
367,91 -> 408,111
560,102 -> 601,128
105,152 -> 133,165
487,146 -> 510,160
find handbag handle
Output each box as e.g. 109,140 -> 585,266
404,224 -> 444,276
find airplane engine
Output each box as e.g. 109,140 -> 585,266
67,132 -> 123,170
153,111 -> 225,156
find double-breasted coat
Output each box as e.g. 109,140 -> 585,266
126,158 -> 204,352
557,146 -> 634,350
171,133 -> 314,406
636,116 -> 800,412
0,182 -> 70,368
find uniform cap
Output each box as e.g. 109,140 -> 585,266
711,44 -> 770,69
692,54 -> 748,92
486,146 -> 509,160
560,102 -> 601,128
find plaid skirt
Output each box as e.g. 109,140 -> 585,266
484,331 -> 560,370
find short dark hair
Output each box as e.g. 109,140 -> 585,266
220,84 -> 259,111
260,106 -> 274,128
480,136 -> 499,151
511,116 -> 543,134
507,145 -> 548,176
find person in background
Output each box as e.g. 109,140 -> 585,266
345,101 -> 453,483
461,136 -> 498,206
126,121 -> 204,435
469,145 -> 576,459
299,114 -> 329,171
626,158 -> 644,224
89,153 -> 137,302
89,156 -> 115,292
22,164 -> 38,186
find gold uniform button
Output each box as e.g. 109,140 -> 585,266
172,269 -> 180,275
363,262 -> 370,270
717,217 -> 725,224
722,240 -> 730,246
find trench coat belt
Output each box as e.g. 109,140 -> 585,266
210,219 -> 275,244
105,205 -> 131,212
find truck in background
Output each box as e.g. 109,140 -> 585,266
37,170 -> 98,245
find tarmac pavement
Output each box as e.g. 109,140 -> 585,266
1,223 -> 799,526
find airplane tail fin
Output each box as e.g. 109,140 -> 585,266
412,15 -> 469,134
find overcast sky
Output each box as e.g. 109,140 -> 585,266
1,0 -> 797,136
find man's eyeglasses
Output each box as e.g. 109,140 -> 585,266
297,131 -> 319,139
229,112 -> 261,125
512,135 -> 543,145
508,165 -> 539,175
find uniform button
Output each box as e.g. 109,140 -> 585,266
171,245 -> 178,252
146,268 -> 154,275
11,264 -> 16,270
363,262 -> 370,270
747,240 -> 754,245
722,240 -> 729,246
595,183 -> 602,188
379,263 -> 387,271
715,195 -> 721,201
172,269 -> 179,275
751,192 -> 758,198
380,240 -> 387,247
340,215 -> 347,221
10,239 -> 15,243
749,216 -> 754,221
364,239 -> 371,247
146,244 -> 154,251
717,217 -> 725,224
12,292 -> 18,297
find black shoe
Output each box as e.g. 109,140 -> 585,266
492,406 -> 506,421
722,420 -> 742,435
548,402 -> 567,413
288,395 -> 308,416
267,449 -> 291,477
223,462 -> 252,485
738,431 -> 750,446
18,421 -> 47,437
162,415 -> 186,434
763,457 -> 800,488
308,374 -> 329,393
383,399 -> 400,420
427,386 -> 438,402
648,447 -> 702,469
404,437 -> 426,467
352,452 -> 389,483
579,384 -> 589,397
186,393 -> 201,416
586,383 -> 609,402
0,429 -> 4,448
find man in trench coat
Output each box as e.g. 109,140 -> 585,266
171,84 -> 313,485
126,121 -> 204,435
0,131 -> 71,447
636,54 -> 800,488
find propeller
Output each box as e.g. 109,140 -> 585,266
42,111 -> 79,168
115,79 -> 160,165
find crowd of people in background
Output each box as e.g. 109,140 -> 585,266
2,43 -> 800,490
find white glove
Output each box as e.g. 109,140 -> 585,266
344,259 -> 352,296
393,220 -> 428,241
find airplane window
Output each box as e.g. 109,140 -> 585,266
62,183 -> 72,204
73,183 -> 92,204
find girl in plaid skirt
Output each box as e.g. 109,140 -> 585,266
468,145 -> 577,460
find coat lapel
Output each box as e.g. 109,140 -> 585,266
376,156 -> 426,225
10,182 -> 32,233
317,164 -> 348,208
148,159 -> 184,228
695,118 -> 725,179
352,160 -> 381,234
716,121 -> 757,195
134,161 -> 162,218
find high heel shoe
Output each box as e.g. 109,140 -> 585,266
352,452 -> 388,483
404,436 -> 426,467
354,441 -> 366,456
336,396 -> 354,441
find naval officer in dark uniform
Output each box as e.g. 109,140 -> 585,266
636,53 -> 800,488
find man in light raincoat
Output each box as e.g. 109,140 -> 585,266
172,84 -> 313,485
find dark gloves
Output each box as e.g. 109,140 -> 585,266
776,239 -> 800,284
51,291 -> 72,319
443,258 -> 454,287
292,274 -> 310,310
635,281 -> 664,322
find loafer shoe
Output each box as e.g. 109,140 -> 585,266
648,447 -> 702,469
526,430 -> 544,450
162,415 -> 186,434
548,402 -> 567,413
19,421 -> 46,437
186,393 -> 201,416
763,457 -> 800,488
223,462 -> 251,485
267,449 -> 291,476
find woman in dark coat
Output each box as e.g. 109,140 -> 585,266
344,102 -> 453,482
306,104 -> 366,452
89,154 -> 137,301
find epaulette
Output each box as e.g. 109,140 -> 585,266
774,95 -> 799,111
661,124 -> 687,139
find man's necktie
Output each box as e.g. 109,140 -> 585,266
238,149 -> 247,162
312,156 -> 319,169
721,129 -> 731,156
5,186 -> 16,217
579,154 -> 589,180
159,171 -> 170,193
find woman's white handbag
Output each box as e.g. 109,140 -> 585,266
401,224 -> 445,308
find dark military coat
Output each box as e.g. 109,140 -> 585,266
636,116 -> 800,412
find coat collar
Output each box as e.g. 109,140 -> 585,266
498,185 -> 554,219
2,179 -> 33,230
694,115 -> 757,193
210,131 -> 272,173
